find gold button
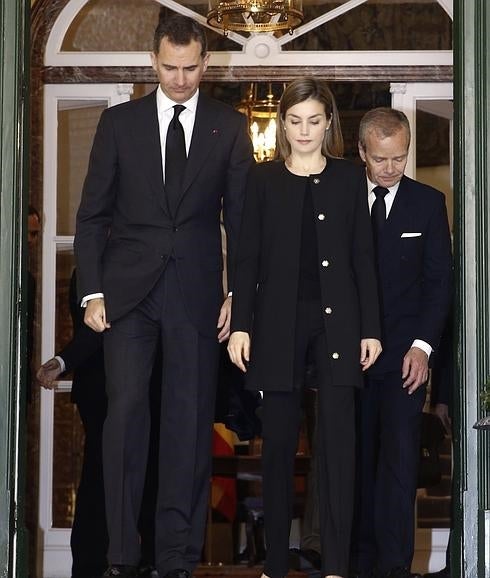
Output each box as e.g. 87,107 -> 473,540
322,260 -> 329,267
325,307 -> 332,314
313,178 -> 320,184
332,352 -> 340,360
318,213 -> 325,221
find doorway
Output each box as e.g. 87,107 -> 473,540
31,1 -> 454,575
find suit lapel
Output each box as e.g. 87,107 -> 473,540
172,94 -> 221,214
131,90 -> 171,216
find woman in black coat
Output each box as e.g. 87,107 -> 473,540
228,78 -> 382,578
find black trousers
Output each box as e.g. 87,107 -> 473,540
300,389 -> 321,554
261,301 -> 355,578
103,261 -> 220,575
71,363 -> 160,576
354,372 -> 426,575
71,397 -> 108,578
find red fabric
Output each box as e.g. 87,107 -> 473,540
211,424 -> 236,522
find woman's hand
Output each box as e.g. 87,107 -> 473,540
360,338 -> 382,371
227,331 -> 250,372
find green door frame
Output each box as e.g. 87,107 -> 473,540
0,0 -> 29,575
454,1 -> 490,576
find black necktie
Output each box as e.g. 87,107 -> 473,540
165,104 -> 187,215
371,185 -> 389,243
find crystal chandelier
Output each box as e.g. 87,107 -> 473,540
207,1 -> 304,35
236,83 -> 283,162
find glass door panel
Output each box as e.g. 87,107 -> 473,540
57,100 -> 107,236
41,85 -> 132,577
415,101 -> 453,230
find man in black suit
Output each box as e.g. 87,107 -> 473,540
352,108 -> 452,578
74,13 -> 253,578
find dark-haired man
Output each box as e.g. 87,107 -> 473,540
352,108 -> 452,578
74,13 -> 253,578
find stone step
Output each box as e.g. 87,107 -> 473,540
417,495 -> 452,520
417,517 -> 451,528
439,454 -> 452,476
425,474 -> 452,497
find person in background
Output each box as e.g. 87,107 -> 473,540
36,270 -> 161,578
351,108 -> 453,578
27,205 -> 42,252
74,12 -> 253,578
228,77 -> 382,578
27,205 -> 42,404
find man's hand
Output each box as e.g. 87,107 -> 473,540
227,331 -> 250,372
84,298 -> 110,333
217,295 -> 232,342
432,402 -> 452,435
36,358 -> 62,390
360,338 -> 382,371
402,346 -> 429,394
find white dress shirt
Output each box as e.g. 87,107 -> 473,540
367,176 -> 432,358
156,84 -> 198,178
367,177 -> 400,217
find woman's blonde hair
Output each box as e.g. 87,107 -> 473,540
275,78 -> 344,160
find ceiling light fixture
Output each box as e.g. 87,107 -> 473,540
207,1 -> 304,35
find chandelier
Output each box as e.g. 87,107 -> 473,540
207,1 -> 304,35
237,83 -> 283,162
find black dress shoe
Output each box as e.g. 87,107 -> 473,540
163,571 -> 190,578
385,568 -> 422,578
424,568 -> 450,578
137,564 -> 158,577
103,566 -> 138,577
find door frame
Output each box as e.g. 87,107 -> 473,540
0,0 -> 30,575
30,0 -> 465,576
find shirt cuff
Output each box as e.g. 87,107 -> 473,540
81,293 -> 104,308
411,339 -> 432,357
227,291 -> 233,297
54,355 -> 66,373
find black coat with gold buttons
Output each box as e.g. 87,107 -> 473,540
231,158 -> 381,391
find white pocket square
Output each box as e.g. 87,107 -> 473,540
401,232 -> 422,238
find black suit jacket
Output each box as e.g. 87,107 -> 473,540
368,175 -> 453,376
231,159 -> 381,391
75,90 -> 253,335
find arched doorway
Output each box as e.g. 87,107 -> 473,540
30,1 -> 456,575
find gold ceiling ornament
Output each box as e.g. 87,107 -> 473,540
236,82 -> 284,162
207,1 -> 304,35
